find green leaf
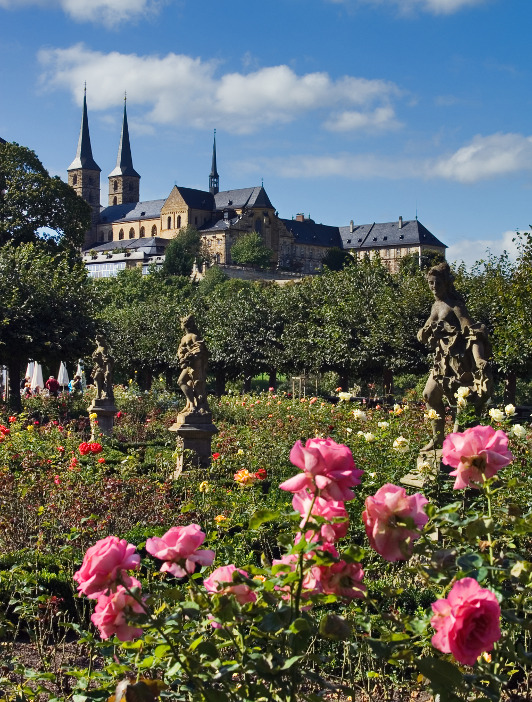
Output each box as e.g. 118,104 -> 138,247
249,508 -> 280,529
417,656 -> 463,691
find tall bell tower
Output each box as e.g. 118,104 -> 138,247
67,86 -> 101,244
108,97 -> 140,206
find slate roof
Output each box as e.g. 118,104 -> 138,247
281,219 -> 343,248
109,103 -> 140,179
214,186 -> 273,211
68,93 -> 100,172
172,187 -> 214,211
199,216 -> 241,233
0,137 -> 6,145
338,219 -> 447,250
83,237 -> 169,255
98,199 -> 166,224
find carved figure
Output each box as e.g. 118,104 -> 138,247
418,262 -> 492,449
177,314 -> 209,414
92,334 -> 115,402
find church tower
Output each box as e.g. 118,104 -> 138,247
67,87 -> 101,241
108,98 -> 140,206
209,129 -> 219,195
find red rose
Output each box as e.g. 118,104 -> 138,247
8,416 -> 16,423
79,442 -> 91,456
255,468 -> 267,480
90,442 -> 103,454
97,457 -> 106,464
212,452 -> 220,460
116,411 -> 122,419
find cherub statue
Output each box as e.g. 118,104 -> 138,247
177,314 -> 209,414
418,262 -> 492,449
92,334 -> 115,402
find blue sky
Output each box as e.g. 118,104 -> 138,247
1,0 -> 531,265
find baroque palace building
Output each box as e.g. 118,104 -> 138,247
68,93 -> 446,277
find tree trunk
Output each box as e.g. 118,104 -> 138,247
215,369 -> 226,396
7,357 -> 22,413
139,368 -> 152,391
243,375 -> 252,392
504,372 -> 517,406
268,369 -> 277,390
382,368 -> 394,396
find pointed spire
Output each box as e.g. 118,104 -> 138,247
209,129 -> 219,195
68,87 -> 100,172
109,96 -> 140,178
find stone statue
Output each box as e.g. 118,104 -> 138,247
418,262 -> 492,449
177,314 -> 209,414
92,334 -> 115,403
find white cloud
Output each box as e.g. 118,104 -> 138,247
324,106 -> 402,132
329,0 -> 490,14
432,133 -> 532,183
447,230 -> 522,267
247,132 -> 532,183
38,44 -> 401,134
0,0 -> 162,26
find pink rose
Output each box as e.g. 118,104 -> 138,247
431,578 -> 501,665
74,535 -> 140,599
203,565 -> 256,605
280,438 -> 363,501
272,553 -> 321,601
292,490 -> 349,543
145,524 -> 215,578
363,484 -> 428,562
442,425 -> 513,490
318,560 -> 366,600
91,583 -> 144,641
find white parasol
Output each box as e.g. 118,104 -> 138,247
30,363 -> 44,393
57,362 -> 70,387
25,361 -> 35,381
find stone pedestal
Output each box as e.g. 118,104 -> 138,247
169,411 -> 218,477
400,449 -> 444,489
88,399 -> 118,438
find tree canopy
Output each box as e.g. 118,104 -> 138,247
162,226 -> 204,276
230,232 -> 273,268
0,141 -> 91,250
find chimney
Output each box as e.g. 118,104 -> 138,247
349,220 -> 354,233
398,216 -> 403,229
296,213 -> 305,222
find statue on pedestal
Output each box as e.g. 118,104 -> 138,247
418,262 -> 492,450
92,334 -> 115,403
177,314 -> 209,415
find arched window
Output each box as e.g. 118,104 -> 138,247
140,227 -> 145,238
113,180 -> 118,192
151,225 -> 157,236
177,215 -> 181,228
129,228 -> 135,239
167,216 -> 172,230
119,229 -> 124,240
108,231 -> 113,241
254,218 -> 262,234
113,196 -> 117,206
72,174 -> 77,185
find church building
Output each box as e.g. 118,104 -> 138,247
68,92 -> 446,277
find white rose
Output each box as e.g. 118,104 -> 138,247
392,436 -> 409,453
511,424 -> 527,439
455,386 -> 470,399
425,409 -> 440,420
363,432 -> 376,443
504,404 -> 517,417
338,392 -> 352,403
353,409 -> 367,421
489,408 -> 505,422
377,421 -> 389,429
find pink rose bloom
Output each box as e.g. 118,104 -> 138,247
363,484 -> 428,562
431,578 -> 501,665
203,565 -> 256,605
318,560 -> 366,599
292,490 -> 349,543
280,438 -> 363,501
442,425 -> 513,490
272,553 -> 321,601
74,535 -> 140,599
146,524 -> 215,578
91,583 -> 144,641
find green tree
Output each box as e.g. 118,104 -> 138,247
230,231 -> 273,268
162,226 -> 204,276
0,141 -> 91,250
321,247 -> 353,271
0,243 -> 98,410
95,268 -> 195,387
